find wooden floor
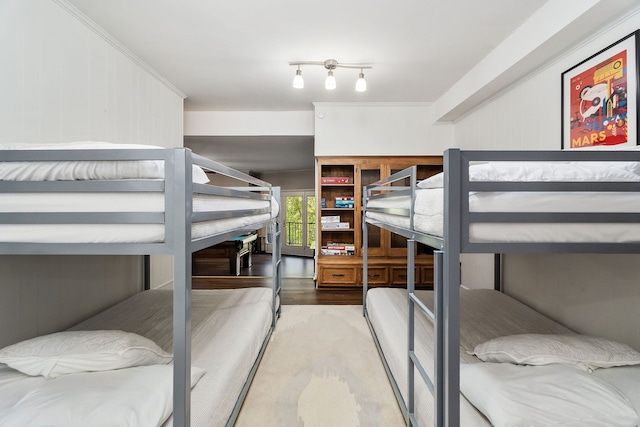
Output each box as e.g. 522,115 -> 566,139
192,253 -> 363,305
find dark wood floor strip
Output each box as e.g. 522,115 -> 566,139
192,253 -> 363,305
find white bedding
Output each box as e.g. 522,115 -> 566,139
0,193 -> 278,243
366,159 -> 640,242
366,288 -> 574,427
0,141 -> 210,183
0,288 -> 274,427
366,189 -> 640,242
593,365 -> 640,415
0,142 -> 279,243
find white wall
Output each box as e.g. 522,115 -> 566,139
258,169 -> 315,190
453,9 -> 640,349
0,1 -> 184,147
0,0 -> 185,346
313,102 -> 453,156
184,111 -> 314,136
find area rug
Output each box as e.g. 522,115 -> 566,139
235,305 -> 405,427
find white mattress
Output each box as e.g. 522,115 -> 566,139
0,141 -> 210,183
367,159 -> 640,242
0,193 -> 278,243
0,288 -> 274,426
366,288 -> 573,427
70,288 -> 273,427
0,142 -> 279,243
366,189 -> 640,243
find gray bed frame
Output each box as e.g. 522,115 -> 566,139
362,148 -> 640,427
0,147 -> 282,427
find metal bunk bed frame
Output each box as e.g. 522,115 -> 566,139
0,147 -> 283,427
363,148 -> 640,427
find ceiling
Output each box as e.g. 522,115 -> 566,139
184,135 -> 314,174
66,0 -> 548,112
64,0 -> 636,172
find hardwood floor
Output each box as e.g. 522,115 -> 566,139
192,253 -> 363,305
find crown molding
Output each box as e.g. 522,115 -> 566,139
52,0 -> 186,99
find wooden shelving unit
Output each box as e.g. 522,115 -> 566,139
316,156 -> 443,289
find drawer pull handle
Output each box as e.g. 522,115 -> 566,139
399,274 -> 407,279
368,274 -> 380,278
332,273 -> 345,277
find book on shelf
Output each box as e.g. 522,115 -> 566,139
321,222 -> 350,230
320,243 -> 355,256
334,196 -> 355,208
334,203 -> 354,208
321,177 -> 351,184
320,215 -> 341,223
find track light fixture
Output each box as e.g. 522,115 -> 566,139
289,59 -> 372,92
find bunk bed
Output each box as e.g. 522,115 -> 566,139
362,149 -> 640,427
0,142 -> 283,427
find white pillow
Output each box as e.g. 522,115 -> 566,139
470,333 -> 640,371
417,172 -> 444,189
460,362 -> 639,427
0,330 -> 173,378
0,364 -> 206,427
417,160 -> 640,189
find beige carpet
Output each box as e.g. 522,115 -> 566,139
235,305 -> 405,427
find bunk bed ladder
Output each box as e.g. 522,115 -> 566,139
270,216 -> 283,324
407,242 -> 442,426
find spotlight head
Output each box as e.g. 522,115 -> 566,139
325,70 -> 336,90
292,68 -> 304,89
355,71 -> 367,92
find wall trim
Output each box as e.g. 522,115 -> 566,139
52,0 -> 187,99
313,102 -> 433,107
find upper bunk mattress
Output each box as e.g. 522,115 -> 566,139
366,160 -> 640,243
0,142 -> 278,243
0,192 -> 278,243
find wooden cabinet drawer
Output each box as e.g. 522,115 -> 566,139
319,266 -> 357,286
359,267 -> 388,285
420,266 -> 434,287
391,267 -> 419,285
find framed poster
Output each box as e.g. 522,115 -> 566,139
561,30 -> 639,150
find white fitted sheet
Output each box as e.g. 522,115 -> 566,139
366,288 -> 574,427
0,287 -> 272,427
366,189 -> 640,242
71,288 -> 273,427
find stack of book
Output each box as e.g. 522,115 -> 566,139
321,215 -> 350,230
320,243 -> 355,256
321,176 -> 351,184
334,196 -> 355,208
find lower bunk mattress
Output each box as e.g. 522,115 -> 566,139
366,288 -> 640,427
0,287 -> 274,427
